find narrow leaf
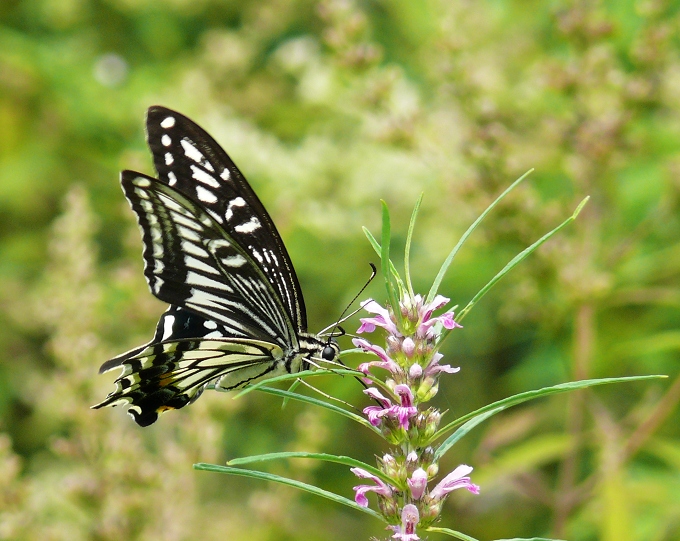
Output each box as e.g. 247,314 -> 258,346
405,193 -> 424,299
434,375 -> 665,460
426,169 -> 533,303
193,463 -> 385,521
381,200 -> 401,310
426,526 -> 479,541
453,196 -> 589,324
232,368 -> 362,398
363,227 -> 403,285
247,384 -> 380,432
435,407 -> 503,460
227,451 -> 396,486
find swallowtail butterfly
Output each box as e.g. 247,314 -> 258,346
93,106 -> 340,426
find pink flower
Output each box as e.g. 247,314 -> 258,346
414,294 -> 462,338
351,467 -> 394,507
429,465 -> 480,501
392,384 -> 418,429
389,504 -> 420,541
353,338 -> 401,377
423,353 -> 460,377
357,299 -> 401,336
362,386 -> 418,430
363,387 -> 395,426
407,468 -> 428,500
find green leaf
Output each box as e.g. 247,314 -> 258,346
231,368 -> 362,398
434,375 -> 665,460
451,195 -> 589,325
227,451 -> 397,487
405,192 -> 424,299
363,226 -> 403,286
193,463 -> 385,522
244,384 -> 380,432
282,378 -> 303,409
426,169 -> 533,303
381,200 -> 402,310
426,526 -> 479,540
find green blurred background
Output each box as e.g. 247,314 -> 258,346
1,0 -> 678,540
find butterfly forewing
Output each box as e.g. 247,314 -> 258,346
121,172 -> 295,345
145,106 -> 307,332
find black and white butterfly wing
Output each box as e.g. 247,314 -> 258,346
145,106 -> 307,332
93,107 -> 334,426
119,172 -> 297,346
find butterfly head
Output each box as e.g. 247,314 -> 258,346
321,341 -> 340,363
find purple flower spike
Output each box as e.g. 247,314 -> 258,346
407,468 -> 428,500
351,467 -> 394,507
357,299 -> 401,336
429,465 -> 480,501
391,504 -> 420,541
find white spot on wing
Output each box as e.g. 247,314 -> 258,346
182,240 -> 209,258
234,217 -> 261,234
165,152 -> 174,165
191,165 -> 220,188
225,197 -> 246,221
186,271 -> 232,291
221,168 -> 231,180
181,139 -> 214,170
153,277 -> 164,294
221,254 -> 247,267
161,116 -> 176,128
162,134 -> 171,147
162,315 -> 175,340
195,185 -> 218,203
168,171 -> 177,185
204,320 -> 218,330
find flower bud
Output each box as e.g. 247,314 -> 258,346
426,462 -> 439,478
402,337 -> 416,357
377,495 -> 400,520
386,335 -> 401,356
409,363 -> 423,379
417,377 -> 439,402
407,468 -> 429,500
381,453 -> 400,478
405,451 -> 419,474
420,498 -> 443,523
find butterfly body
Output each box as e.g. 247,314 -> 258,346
93,106 -> 338,426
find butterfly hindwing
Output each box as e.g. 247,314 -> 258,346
97,334 -> 287,427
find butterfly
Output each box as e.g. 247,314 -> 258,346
93,106 -> 340,426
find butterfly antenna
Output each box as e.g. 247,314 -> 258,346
319,263 -> 377,337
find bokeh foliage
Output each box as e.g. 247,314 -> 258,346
1,0 -> 679,540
